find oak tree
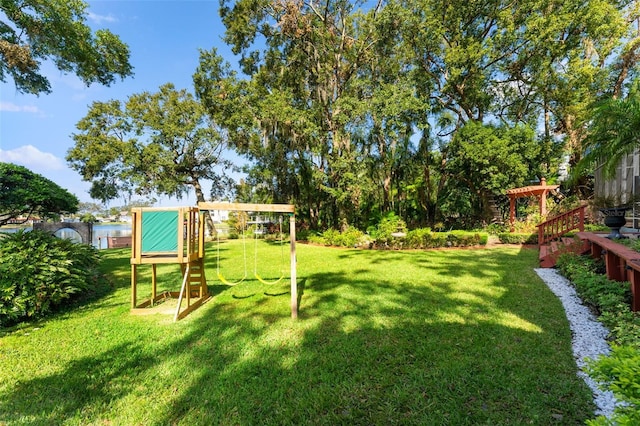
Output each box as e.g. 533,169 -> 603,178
0,0 -> 133,94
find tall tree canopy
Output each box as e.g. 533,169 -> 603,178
192,0 -> 633,228
67,83 -> 233,232
0,162 -> 78,226
0,0 -> 133,94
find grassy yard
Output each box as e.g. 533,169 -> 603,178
0,241 -> 595,425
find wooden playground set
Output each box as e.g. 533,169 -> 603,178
129,202 -> 297,321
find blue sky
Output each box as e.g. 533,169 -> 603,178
0,0 -> 240,206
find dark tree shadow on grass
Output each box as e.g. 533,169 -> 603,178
0,342 -> 156,424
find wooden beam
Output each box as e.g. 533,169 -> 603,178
198,202 -> 295,213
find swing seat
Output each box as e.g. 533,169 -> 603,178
217,271 -> 247,286
254,272 -> 285,285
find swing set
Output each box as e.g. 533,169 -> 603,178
216,214 -> 287,286
129,203 -> 298,321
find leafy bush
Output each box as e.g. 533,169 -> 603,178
309,227 -> 368,248
311,225 -> 487,250
497,232 -> 538,244
388,229 -> 487,249
0,230 -> 105,326
586,346 -> 640,426
446,231 -> 488,247
369,213 -> 407,247
484,223 -> 507,235
556,251 -> 640,425
405,228 -> 432,249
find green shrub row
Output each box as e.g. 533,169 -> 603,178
497,232 -> 538,244
555,252 -> 640,425
0,230 -> 106,327
309,226 -> 488,249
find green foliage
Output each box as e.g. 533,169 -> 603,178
0,0 -> 132,94
310,225 -> 487,250
404,227 -> 433,248
0,230 -> 104,326
0,163 -> 79,226
577,81 -> 640,179
484,223 -> 508,235
79,213 -> 96,223
199,0 -> 635,230
369,213 -> 408,247
497,233 -> 538,245
556,251 -> 640,425
309,226 -> 367,248
586,346 -> 640,426
556,253 -> 630,313
67,84 -> 231,210
447,122 -> 540,195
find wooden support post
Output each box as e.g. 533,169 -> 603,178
509,196 -> 515,232
604,252 -> 624,281
151,264 -> 157,306
290,214 -> 298,319
131,264 -> 137,308
628,267 -> 640,312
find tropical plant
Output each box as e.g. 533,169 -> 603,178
0,230 -> 104,326
577,82 -> 640,179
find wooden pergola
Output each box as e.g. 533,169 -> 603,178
505,178 -> 559,232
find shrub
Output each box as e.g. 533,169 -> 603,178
556,252 -> 640,425
586,346 -> 640,426
446,231 -> 488,247
497,232 -> 538,244
309,227 -> 367,248
311,226 -> 487,250
370,213 -> 407,247
405,228 -> 432,249
0,230 -> 105,326
484,223 -> 507,235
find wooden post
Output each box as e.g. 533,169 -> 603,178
151,264 -> 157,305
509,196 -> 515,232
131,264 -> 137,308
539,178 -> 548,217
605,252 -> 624,281
628,267 -> 640,312
290,214 -> 298,319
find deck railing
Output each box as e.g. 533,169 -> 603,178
536,204 -> 587,246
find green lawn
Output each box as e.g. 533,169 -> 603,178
0,241 -> 595,425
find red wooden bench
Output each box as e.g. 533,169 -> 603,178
576,232 -> 640,311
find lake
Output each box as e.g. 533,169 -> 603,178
0,223 -> 132,249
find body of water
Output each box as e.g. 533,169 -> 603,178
0,223 -> 132,249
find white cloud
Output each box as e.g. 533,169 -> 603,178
0,101 -> 42,114
0,145 -> 65,171
87,12 -> 117,25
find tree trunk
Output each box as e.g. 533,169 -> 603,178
192,178 -> 216,237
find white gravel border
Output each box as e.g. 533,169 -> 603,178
534,268 -> 617,418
